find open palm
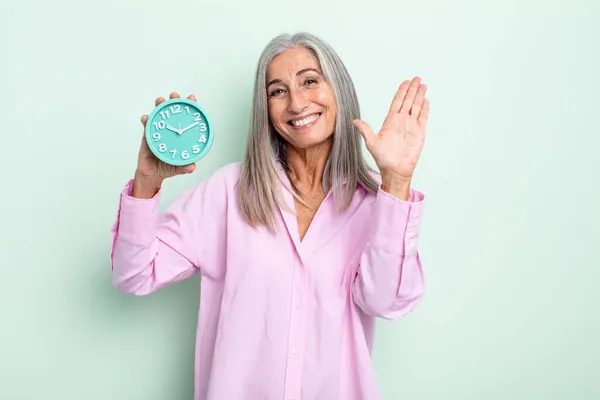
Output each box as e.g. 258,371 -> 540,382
353,77 -> 429,181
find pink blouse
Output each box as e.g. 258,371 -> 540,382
110,162 -> 426,400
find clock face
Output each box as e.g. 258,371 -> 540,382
145,98 -> 214,166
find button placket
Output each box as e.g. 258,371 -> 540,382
283,255 -> 305,399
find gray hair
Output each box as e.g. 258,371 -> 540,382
237,32 -> 379,233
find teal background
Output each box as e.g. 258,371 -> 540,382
2,0 -> 599,399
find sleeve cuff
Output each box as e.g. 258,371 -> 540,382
114,179 -> 161,245
369,186 -> 425,255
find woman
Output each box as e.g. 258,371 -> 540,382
110,32 -> 429,400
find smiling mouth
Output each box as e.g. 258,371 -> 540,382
288,113 -> 321,128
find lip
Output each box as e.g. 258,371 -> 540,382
288,113 -> 322,130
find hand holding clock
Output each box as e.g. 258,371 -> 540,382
133,92 -> 199,199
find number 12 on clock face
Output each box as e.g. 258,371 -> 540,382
145,98 -> 214,166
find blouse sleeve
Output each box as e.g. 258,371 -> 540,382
109,175 -> 225,295
351,186 -> 426,319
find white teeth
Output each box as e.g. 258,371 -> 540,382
291,114 -> 319,127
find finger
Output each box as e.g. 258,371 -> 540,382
187,94 -> 197,102
387,80 -> 411,117
141,114 -> 148,127
176,163 -> 196,175
170,91 -> 181,99
352,119 -> 377,149
399,77 -> 422,114
418,98 -> 430,125
184,163 -> 196,173
410,84 -> 427,117
155,96 -> 165,106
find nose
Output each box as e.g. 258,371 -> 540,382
287,87 -> 309,114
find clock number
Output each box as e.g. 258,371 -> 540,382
181,150 -> 189,159
194,112 -> 201,121
158,143 -> 167,152
192,145 -> 200,154
153,121 -> 166,130
199,123 -> 207,131
152,132 -> 161,141
184,106 -> 190,114
160,110 -> 170,119
170,149 -> 177,158
198,134 -> 207,144
169,105 -> 182,114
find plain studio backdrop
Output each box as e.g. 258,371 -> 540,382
1,0 -> 598,399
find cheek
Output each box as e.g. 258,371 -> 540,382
315,89 -> 334,107
268,104 -> 285,127
323,95 -> 337,127
315,90 -> 336,118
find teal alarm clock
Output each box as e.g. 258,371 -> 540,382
145,98 -> 214,166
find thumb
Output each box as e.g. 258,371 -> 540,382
174,163 -> 197,176
352,119 -> 376,149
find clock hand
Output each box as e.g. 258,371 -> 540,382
180,121 -> 199,133
165,123 -> 182,134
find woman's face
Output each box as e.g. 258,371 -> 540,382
266,46 -> 337,150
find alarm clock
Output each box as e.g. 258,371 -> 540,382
145,98 -> 214,166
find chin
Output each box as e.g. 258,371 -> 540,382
288,132 -> 332,150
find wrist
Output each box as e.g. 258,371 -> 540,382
380,170 -> 412,201
132,172 -> 163,199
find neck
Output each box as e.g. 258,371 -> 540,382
286,137 -> 332,194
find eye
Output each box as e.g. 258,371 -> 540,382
304,78 -> 318,85
268,88 -> 285,97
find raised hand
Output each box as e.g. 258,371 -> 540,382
352,77 -> 429,194
132,92 -> 198,198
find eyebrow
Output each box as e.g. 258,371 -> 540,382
266,67 -> 322,88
